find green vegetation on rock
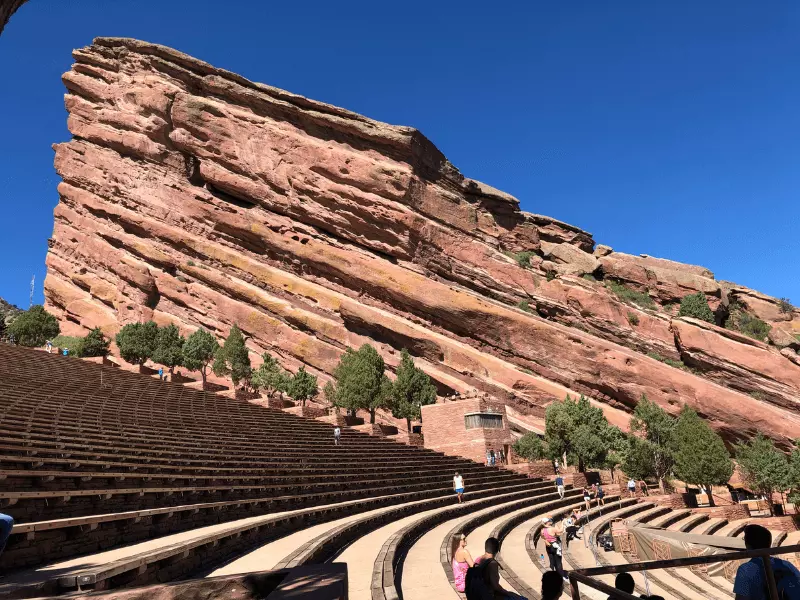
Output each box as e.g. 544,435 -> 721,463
779,298 -> 794,314
678,292 -> 714,323
605,280 -> 655,309
251,353 -> 290,399
518,300 -> 533,313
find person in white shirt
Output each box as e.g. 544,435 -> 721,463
453,471 -> 465,504
333,426 -> 341,445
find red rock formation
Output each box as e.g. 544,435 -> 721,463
45,38 -> 800,447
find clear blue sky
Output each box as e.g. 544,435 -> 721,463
1,1 -> 798,309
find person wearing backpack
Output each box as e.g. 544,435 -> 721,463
465,537 -> 526,600
734,524 -> 800,600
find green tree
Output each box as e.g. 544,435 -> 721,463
512,433 -> 547,461
545,395 -> 617,472
672,406 -> 733,507
629,395 -> 676,493
80,328 -> 110,357
212,325 -> 252,388
288,366 -> 318,406
678,292 -> 715,323
736,434 -> 789,516
622,436 -> 657,482
182,329 -> 219,387
8,305 -> 60,347
329,344 -> 388,423
390,350 -> 437,432
115,321 -> 159,365
152,324 -> 185,375
0,311 -> 7,341
251,353 -> 290,399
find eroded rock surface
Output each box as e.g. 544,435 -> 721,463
45,38 -> 800,446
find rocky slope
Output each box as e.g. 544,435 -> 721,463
44,38 -> 800,447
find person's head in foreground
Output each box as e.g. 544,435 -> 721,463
541,570 -> 564,600
484,536 -> 500,557
614,572 -> 635,595
743,524 -> 771,550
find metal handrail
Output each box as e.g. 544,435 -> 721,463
568,543 -> 800,599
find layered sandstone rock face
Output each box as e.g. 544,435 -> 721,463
45,38 -> 800,446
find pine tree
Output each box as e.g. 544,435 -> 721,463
8,305 -> 60,347
329,344 -> 388,423
152,324 -> 185,375
182,329 -> 219,387
80,328 -> 110,357
390,349 -> 437,432
212,325 -> 252,388
672,406 -> 733,506
251,353 -> 290,399
288,366 -> 318,407
629,395 -> 676,493
115,321 -> 159,366
736,434 -> 789,516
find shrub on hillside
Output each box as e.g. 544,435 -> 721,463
518,300 -> 532,313
737,313 -> 771,341
678,292 -> 714,323
605,280 -> 655,309
779,298 -> 794,314
627,312 -> 639,326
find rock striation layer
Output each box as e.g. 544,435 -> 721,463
45,38 -> 800,447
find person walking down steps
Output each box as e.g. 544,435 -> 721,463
333,426 -> 341,446
454,471 -> 465,504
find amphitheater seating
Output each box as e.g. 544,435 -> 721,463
0,345 -> 546,598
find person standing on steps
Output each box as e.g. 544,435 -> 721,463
628,478 -> 637,498
486,449 -> 492,466
451,533 -> 474,592
454,471 -> 465,504
158,367 -> 164,381
583,486 -> 592,511
597,483 -> 606,506
0,512 -> 14,556
639,480 -> 649,497
333,426 -> 341,446
554,459 -> 560,475
542,518 -> 568,582
555,474 -> 565,499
